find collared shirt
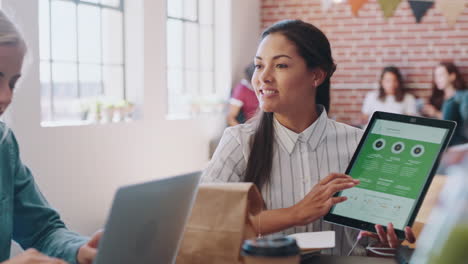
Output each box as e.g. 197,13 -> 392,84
202,106 -> 367,256
0,123 -> 87,263
362,91 -> 417,117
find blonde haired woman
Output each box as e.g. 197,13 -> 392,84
0,11 -> 101,264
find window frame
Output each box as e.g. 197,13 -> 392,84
39,0 -> 127,123
165,0 -> 218,119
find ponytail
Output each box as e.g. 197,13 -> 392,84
244,112 -> 274,191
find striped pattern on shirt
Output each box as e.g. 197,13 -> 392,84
202,107 -> 367,256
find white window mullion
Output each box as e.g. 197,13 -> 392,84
39,0 -> 127,125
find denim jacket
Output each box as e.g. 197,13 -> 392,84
442,90 -> 468,146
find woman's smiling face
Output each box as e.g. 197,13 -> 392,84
434,65 -> 455,91
252,33 -> 317,114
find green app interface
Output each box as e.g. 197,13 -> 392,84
331,119 -> 448,229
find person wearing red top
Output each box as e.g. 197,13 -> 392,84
227,63 -> 259,126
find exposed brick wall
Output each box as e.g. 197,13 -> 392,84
261,0 -> 468,124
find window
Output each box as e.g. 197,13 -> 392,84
166,0 -> 222,118
39,0 -> 128,125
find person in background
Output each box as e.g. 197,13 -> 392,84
441,143 -> 468,170
226,63 -> 259,126
359,66 -> 417,126
422,62 -> 468,146
0,10 -> 101,264
421,76 -> 444,119
204,19 -> 415,256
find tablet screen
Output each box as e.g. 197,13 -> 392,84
330,119 -> 449,230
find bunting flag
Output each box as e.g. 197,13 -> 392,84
377,0 -> 402,19
349,0 -> 369,16
435,0 -> 466,26
408,0 -> 434,23
321,0 -> 334,12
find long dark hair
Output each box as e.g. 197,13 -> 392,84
378,66 -> 406,102
245,63 -> 256,81
430,62 -> 467,110
244,20 -> 336,191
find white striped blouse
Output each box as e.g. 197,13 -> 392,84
202,106 -> 367,256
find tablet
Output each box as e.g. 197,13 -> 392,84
324,112 -> 456,239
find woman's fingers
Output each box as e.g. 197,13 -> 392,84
405,226 -> 416,243
326,178 -> 359,186
375,224 -> 388,245
325,176 -> 359,187
310,176 -> 359,206
360,231 -> 380,240
368,224 -> 414,250
331,196 -> 347,205
319,177 -> 359,198
327,180 -> 359,194
320,173 -> 350,185
386,223 -> 399,248
314,173 -> 358,198
374,223 -> 405,248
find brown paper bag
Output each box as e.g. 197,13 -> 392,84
176,182 -> 264,264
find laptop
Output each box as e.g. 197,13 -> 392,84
93,171 -> 201,264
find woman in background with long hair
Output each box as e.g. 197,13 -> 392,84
423,62 -> 468,146
360,66 -> 417,126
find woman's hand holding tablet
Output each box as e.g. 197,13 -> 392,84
325,112 -> 456,239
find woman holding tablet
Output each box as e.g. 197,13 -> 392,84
203,19 -> 415,256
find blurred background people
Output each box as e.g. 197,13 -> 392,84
226,63 -> 258,126
423,62 -> 468,146
358,66 -> 417,126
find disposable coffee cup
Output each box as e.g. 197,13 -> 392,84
241,236 -> 300,264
